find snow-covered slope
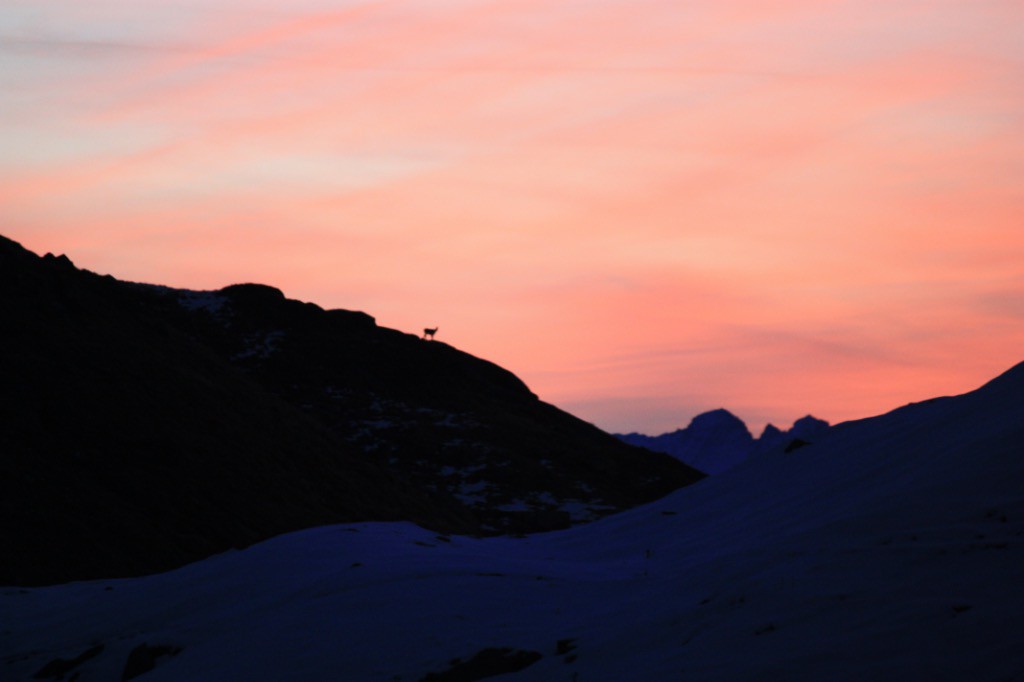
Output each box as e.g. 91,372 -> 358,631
4,364 -> 1023,681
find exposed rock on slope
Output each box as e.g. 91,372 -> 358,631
0,235 -> 700,585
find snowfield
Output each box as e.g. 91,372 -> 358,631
4,364 -> 1023,681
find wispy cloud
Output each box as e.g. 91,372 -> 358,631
3,0 -> 1023,433
0,36 -> 189,55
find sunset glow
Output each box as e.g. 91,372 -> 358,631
3,0 -> 1022,434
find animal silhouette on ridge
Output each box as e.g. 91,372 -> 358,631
423,327 -> 438,341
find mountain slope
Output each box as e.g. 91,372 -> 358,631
144,280 -> 702,532
0,235 -> 700,585
4,362 -> 1019,679
0,236 -> 477,586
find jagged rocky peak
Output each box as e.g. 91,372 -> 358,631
615,408 -> 755,476
616,409 -> 831,476
759,415 -> 829,450
790,415 -> 829,439
42,252 -> 75,268
687,408 -> 754,439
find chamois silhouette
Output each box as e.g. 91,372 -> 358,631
422,327 -> 438,341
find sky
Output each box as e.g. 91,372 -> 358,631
2,0 -> 1022,435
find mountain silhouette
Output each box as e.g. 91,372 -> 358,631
617,410 -> 829,474
0,235 -> 701,585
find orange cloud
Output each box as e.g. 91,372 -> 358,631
4,0 -> 1023,434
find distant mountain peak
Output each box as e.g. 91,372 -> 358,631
790,415 -> 830,440
688,407 -> 748,430
617,410 -> 830,475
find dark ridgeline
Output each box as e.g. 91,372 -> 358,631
0,235 -> 702,586
617,409 -> 829,475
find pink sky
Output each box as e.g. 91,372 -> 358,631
3,0 -> 1023,434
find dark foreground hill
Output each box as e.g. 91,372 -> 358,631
4,359 -> 1021,679
0,235 -> 700,586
